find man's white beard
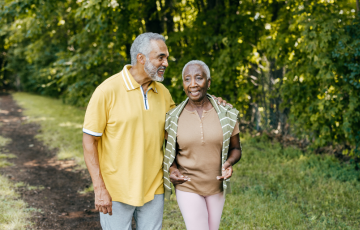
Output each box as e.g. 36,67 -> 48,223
144,60 -> 164,82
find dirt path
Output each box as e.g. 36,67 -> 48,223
0,94 -> 101,229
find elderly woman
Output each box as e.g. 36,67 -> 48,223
163,60 -> 242,230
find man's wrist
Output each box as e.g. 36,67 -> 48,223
94,183 -> 106,190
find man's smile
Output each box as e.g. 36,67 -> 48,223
158,67 -> 166,75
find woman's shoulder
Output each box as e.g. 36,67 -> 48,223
227,106 -> 239,115
166,106 -> 179,117
216,103 -> 239,115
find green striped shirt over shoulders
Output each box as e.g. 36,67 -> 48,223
163,94 -> 241,200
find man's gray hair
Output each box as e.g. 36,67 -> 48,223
130,32 -> 166,65
182,60 -> 211,80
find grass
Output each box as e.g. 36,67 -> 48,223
12,92 -> 360,229
14,182 -> 45,191
12,92 -> 86,168
0,136 -> 16,168
0,135 -> 32,229
0,174 -> 32,229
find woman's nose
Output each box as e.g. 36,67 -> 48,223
189,78 -> 197,87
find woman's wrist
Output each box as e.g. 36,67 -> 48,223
225,159 -> 234,166
169,165 -> 178,173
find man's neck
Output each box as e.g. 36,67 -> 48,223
129,65 -> 153,93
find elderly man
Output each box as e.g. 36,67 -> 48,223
82,32 -> 228,230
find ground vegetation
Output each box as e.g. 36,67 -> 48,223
0,134 -> 32,229
9,92 -> 360,229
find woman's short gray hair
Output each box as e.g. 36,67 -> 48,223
182,60 -> 211,80
130,33 -> 166,65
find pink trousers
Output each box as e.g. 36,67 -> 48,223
176,189 -> 225,230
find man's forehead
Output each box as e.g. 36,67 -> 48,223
150,40 -> 169,55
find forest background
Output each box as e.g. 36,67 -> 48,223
0,0 -> 359,156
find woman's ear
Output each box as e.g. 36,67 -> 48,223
207,79 -> 211,89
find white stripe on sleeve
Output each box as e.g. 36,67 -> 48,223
227,110 -> 237,116
223,131 -> 230,136
83,128 -> 102,137
164,184 -> 171,189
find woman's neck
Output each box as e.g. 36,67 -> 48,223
188,97 -> 209,110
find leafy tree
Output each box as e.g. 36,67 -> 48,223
0,0 -> 358,155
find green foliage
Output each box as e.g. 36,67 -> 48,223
265,2 -> 360,153
1,1 -> 359,153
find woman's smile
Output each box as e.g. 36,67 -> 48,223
189,90 -> 200,97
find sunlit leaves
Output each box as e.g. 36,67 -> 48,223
0,0 -> 359,155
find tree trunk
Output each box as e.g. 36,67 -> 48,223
268,59 -> 288,134
144,0 -> 163,34
164,0 -> 174,34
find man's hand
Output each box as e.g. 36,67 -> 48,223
211,95 -> 233,108
95,186 -> 113,215
169,168 -> 190,185
216,161 -> 233,181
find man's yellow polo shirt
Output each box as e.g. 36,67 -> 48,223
83,65 -> 175,206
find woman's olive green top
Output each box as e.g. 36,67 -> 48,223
163,94 -> 241,200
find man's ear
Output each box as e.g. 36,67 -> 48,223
137,53 -> 146,65
207,79 -> 211,89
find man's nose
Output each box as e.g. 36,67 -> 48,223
162,58 -> 169,67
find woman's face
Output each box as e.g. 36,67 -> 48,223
182,64 -> 211,102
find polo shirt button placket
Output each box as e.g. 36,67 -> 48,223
200,121 -> 204,144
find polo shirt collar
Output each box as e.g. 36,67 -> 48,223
121,65 -> 158,93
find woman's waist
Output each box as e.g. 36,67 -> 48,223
178,167 -> 222,180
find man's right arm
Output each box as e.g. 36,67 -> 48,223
82,133 -> 112,215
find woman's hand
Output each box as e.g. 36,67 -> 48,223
169,167 -> 191,185
216,161 -> 233,181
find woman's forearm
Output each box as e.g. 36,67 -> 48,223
226,134 -> 242,166
169,160 -> 178,173
226,148 -> 241,166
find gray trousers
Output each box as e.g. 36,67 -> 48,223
100,194 -> 164,230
